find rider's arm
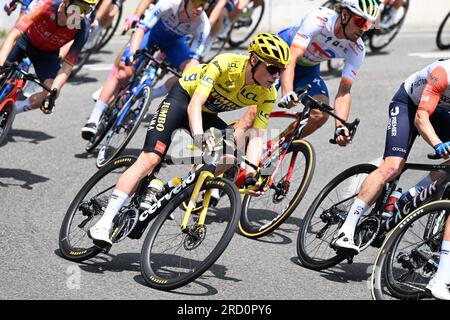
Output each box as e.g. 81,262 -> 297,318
0,1 -> 43,66
281,44 -> 306,96
187,92 -> 208,136
0,28 -> 23,66
334,78 -> 352,128
134,0 -> 154,17
128,1 -> 167,53
245,126 -> 264,177
414,66 -> 448,147
48,61 -> 72,97
189,14 -> 211,63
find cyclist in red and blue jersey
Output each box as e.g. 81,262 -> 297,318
277,0 -> 379,145
0,0 -> 95,114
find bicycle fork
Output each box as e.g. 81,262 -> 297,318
181,171 -> 215,232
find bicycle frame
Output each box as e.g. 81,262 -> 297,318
378,162 -> 450,234
0,60 -> 31,111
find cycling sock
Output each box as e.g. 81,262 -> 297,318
95,189 -> 129,229
339,198 -> 369,236
87,100 -> 108,124
434,240 -> 450,284
152,84 -> 168,99
15,98 -> 33,113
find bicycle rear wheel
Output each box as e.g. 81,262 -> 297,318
297,163 -> 378,270
228,0 -> 265,48
371,200 -> 450,300
96,86 -> 152,168
140,177 -> 240,291
95,4 -> 123,52
436,11 -> 450,50
239,139 -> 315,239
59,156 -> 137,262
0,102 -> 16,146
369,1 -> 409,52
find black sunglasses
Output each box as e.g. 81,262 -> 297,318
265,64 -> 283,75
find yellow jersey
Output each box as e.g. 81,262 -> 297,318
178,53 -> 277,130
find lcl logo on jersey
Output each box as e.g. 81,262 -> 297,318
238,88 -> 258,103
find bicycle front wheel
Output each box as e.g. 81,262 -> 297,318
436,11 -> 450,50
140,177 -> 241,291
239,139 -> 315,239
59,156 -> 137,262
371,200 -> 450,300
297,163 -> 378,270
0,102 -> 16,146
96,86 -> 152,168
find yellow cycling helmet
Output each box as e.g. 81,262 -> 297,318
78,0 -> 99,6
248,33 -> 291,68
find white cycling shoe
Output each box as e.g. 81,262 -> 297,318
426,277 -> 450,300
330,232 -> 360,255
88,223 -> 113,247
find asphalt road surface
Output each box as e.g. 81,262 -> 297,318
1,30 -> 447,300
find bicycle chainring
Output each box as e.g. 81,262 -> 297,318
355,216 -> 381,251
111,207 -> 140,243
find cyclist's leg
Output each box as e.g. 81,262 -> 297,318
292,64 -> 330,138
14,41 -> 59,112
229,0 -> 249,21
152,36 -> 198,99
333,84 -> 415,252
90,81 -> 191,244
98,0 -> 121,29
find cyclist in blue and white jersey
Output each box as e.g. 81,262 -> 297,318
277,0 -> 379,146
81,0 -> 211,140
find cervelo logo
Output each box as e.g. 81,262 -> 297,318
138,170 -> 197,221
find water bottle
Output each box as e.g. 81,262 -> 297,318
394,186 -> 422,213
381,188 -> 402,220
140,178 -> 164,210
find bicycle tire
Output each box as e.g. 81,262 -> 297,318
70,48 -> 94,78
297,163 -> 378,270
59,156 -> 137,262
368,1 -> 409,52
96,85 -> 152,168
436,11 -> 450,50
371,200 -> 450,300
140,177 -> 241,291
95,4 -> 123,52
238,139 -> 315,239
228,0 -> 265,48
0,102 -> 16,146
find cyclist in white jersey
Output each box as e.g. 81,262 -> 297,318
81,0 -> 211,140
277,0 -> 379,145
334,59 -> 450,300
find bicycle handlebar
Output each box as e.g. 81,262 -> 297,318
2,61 -> 58,110
428,153 -> 443,160
279,85 -> 360,145
134,48 -> 182,78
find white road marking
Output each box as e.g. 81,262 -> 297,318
408,52 -> 450,58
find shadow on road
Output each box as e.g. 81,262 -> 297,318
76,252 -> 141,273
0,168 -> 49,189
5,128 -> 55,145
68,74 -> 99,85
289,256 -> 371,283
134,254 -> 241,296
74,150 -> 98,160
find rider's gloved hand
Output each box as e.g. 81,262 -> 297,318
433,142 -> 450,159
121,51 -> 135,66
278,91 -> 298,109
244,174 -> 258,187
124,14 -> 140,31
334,125 -> 351,146
4,2 -> 17,15
40,90 -> 57,115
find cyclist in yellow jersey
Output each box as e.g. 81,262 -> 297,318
87,33 -> 291,247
